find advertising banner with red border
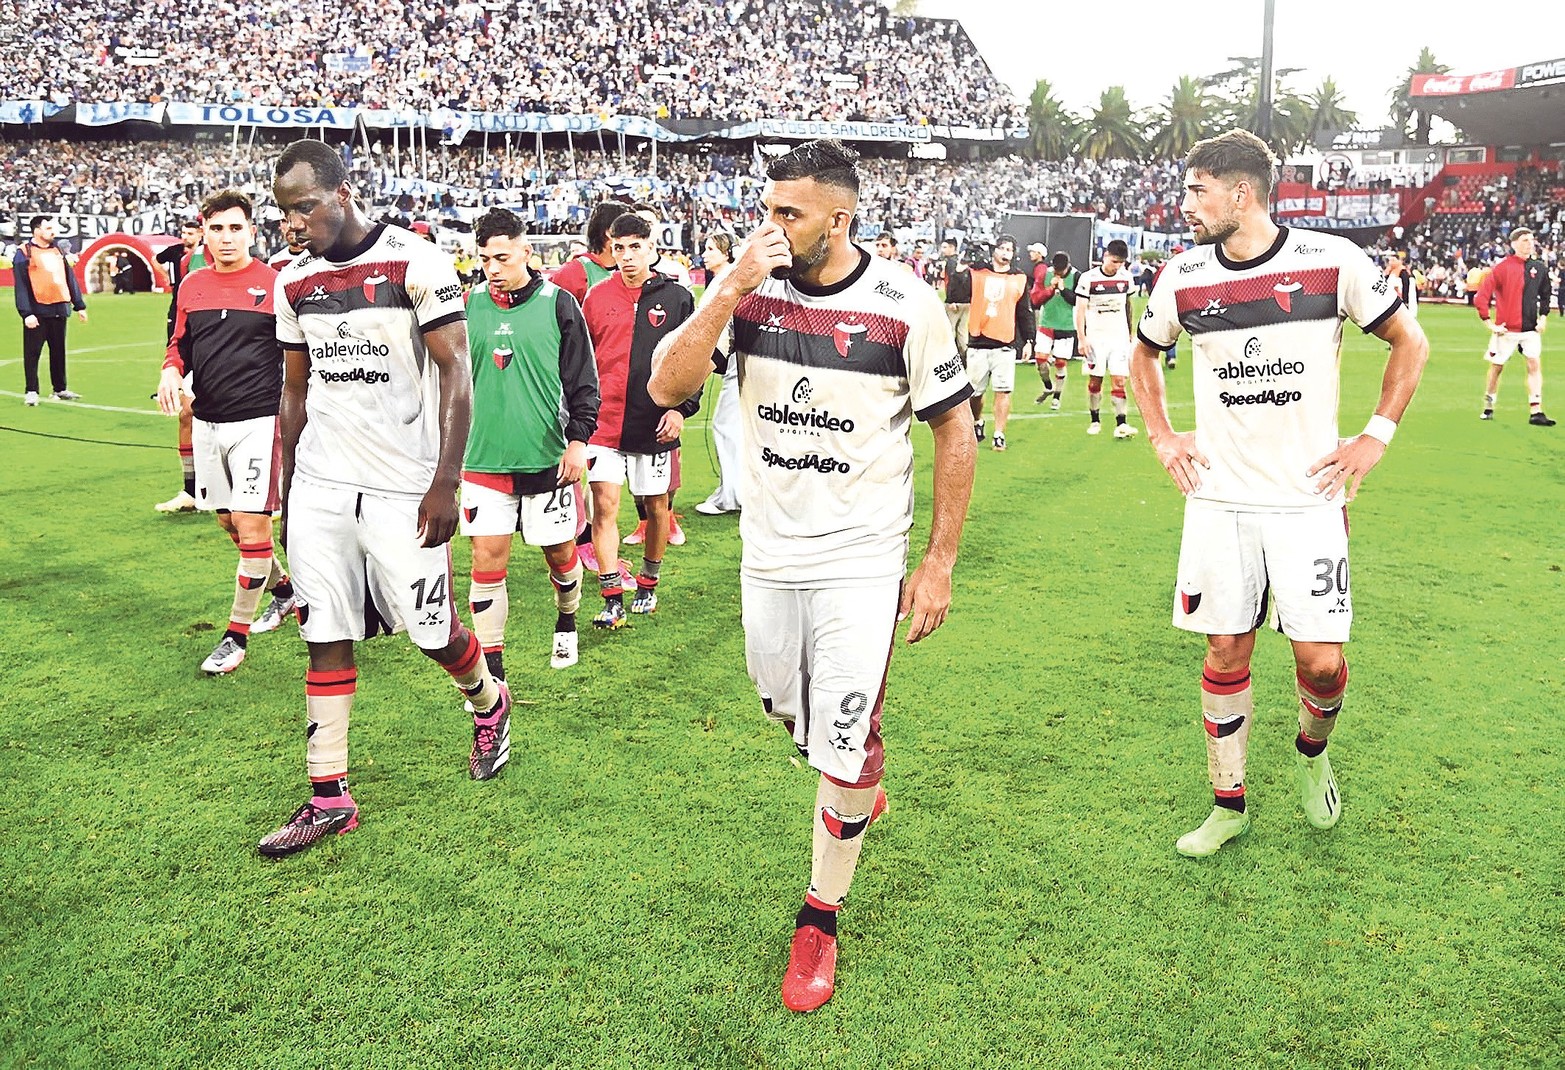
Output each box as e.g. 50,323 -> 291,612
1412,70 -> 1517,96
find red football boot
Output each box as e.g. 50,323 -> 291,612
781,925 -> 838,1012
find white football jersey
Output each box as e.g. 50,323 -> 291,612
1075,266 -> 1136,348
276,224 -> 467,498
1139,226 -> 1401,510
731,251 -> 970,586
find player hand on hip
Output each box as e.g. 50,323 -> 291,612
557,439 -> 587,486
898,560 -> 953,644
655,410 -> 684,443
1150,429 -> 1210,496
728,221 -> 793,294
1308,436 -> 1386,503
417,484 -> 460,548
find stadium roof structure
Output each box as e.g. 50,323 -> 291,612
1411,57 -> 1565,146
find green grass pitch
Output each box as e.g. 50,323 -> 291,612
1,293 -> 1561,1069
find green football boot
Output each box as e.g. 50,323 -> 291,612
1175,806 -> 1251,858
1296,750 -> 1341,829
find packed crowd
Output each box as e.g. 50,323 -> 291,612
1,0 -> 1023,128
3,138 -> 1194,245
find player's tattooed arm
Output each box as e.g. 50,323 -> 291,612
1128,338 -> 1208,495
420,320 -> 472,547
1308,305 -> 1428,502
900,403 -> 975,644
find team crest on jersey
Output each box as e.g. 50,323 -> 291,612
493,347 -> 514,370
820,804 -> 871,840
832,320 -> 868,358
247,286 -> 268,307
647,303 -> 667,328
1272,278 -> 1303,313
363,273 -> 388,302
1180,585 -> 1202,615
464,506 -> 478,523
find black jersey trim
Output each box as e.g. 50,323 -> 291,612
1136,326 -> 1176,350
422,310 -> 467,333
324,223 -> 387,264
789,249 -> 871,298
915,383 -> 974,423
1359,298 -> 1402,335
1215,225 -> 1289,272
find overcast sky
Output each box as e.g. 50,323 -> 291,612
918,0 -> 1565,130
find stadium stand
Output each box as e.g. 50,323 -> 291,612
0,0 -> 1023,127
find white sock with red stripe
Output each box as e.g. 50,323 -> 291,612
469,568 -> 508,673
230,539 -> 274,644
1202,662 -> 1253,812
807,773 -> 881,910
305,667 -> 356,795
443,629 -> 501,720
1296,660 -> 1348,757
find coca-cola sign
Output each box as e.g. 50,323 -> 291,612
1412,69 -> 1518,96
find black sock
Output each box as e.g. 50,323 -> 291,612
224,628 -> 249,648
184,473 -> 196,497
556,611 -> 575,632
484,650 -> 505,681
795,902 -> 838,938
635,499 -> 648,521
1215,793 -> 1246,814
272,579 -> 294,601
1116,414 -> 1127,426
1295,733 -> 1328,758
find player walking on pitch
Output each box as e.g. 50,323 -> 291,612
650,139 -> 975,1010
1474,226 -> 1553,425
1129,130 -> 1428,857
460,208 -> 599,675
156,189 -> 296,675
259,140 -> 509,858
1076,238 -> 1139,438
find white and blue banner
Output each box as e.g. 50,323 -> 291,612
166,103 -> 361,128
0,100 -> 65,124
76,102 -> 167,126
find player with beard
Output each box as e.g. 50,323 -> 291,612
649,139 -> 976,1012
259,139 -> 509,857
460,208 -> 599,676
1129,130 -> 1428,857
966,235 -> 1035,451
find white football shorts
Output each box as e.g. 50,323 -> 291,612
742,578 -> 899,787
286,476 -> 461,649
1485,330 -> 1542,365
193,413 -> 280,515
1173,501 -> 1353,643
586,444 -> 671,496
1083,340 -> 1131,379
966,346 -> 1016,393
460,477 -> 577,547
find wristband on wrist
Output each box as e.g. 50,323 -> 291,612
1363,414 -> 1397,445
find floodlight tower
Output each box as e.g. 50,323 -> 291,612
1256,0 -> 1276,140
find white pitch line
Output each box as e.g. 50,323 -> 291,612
0,391 -> 164,417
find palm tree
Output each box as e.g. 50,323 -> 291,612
1148,76 -> 1213,159
1305,77 -> 1357,147
1268,92 -> 1313,155
1388,47 -> 1448,144
1026,79 -> 1079,161
1076,87 -> 1145,161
